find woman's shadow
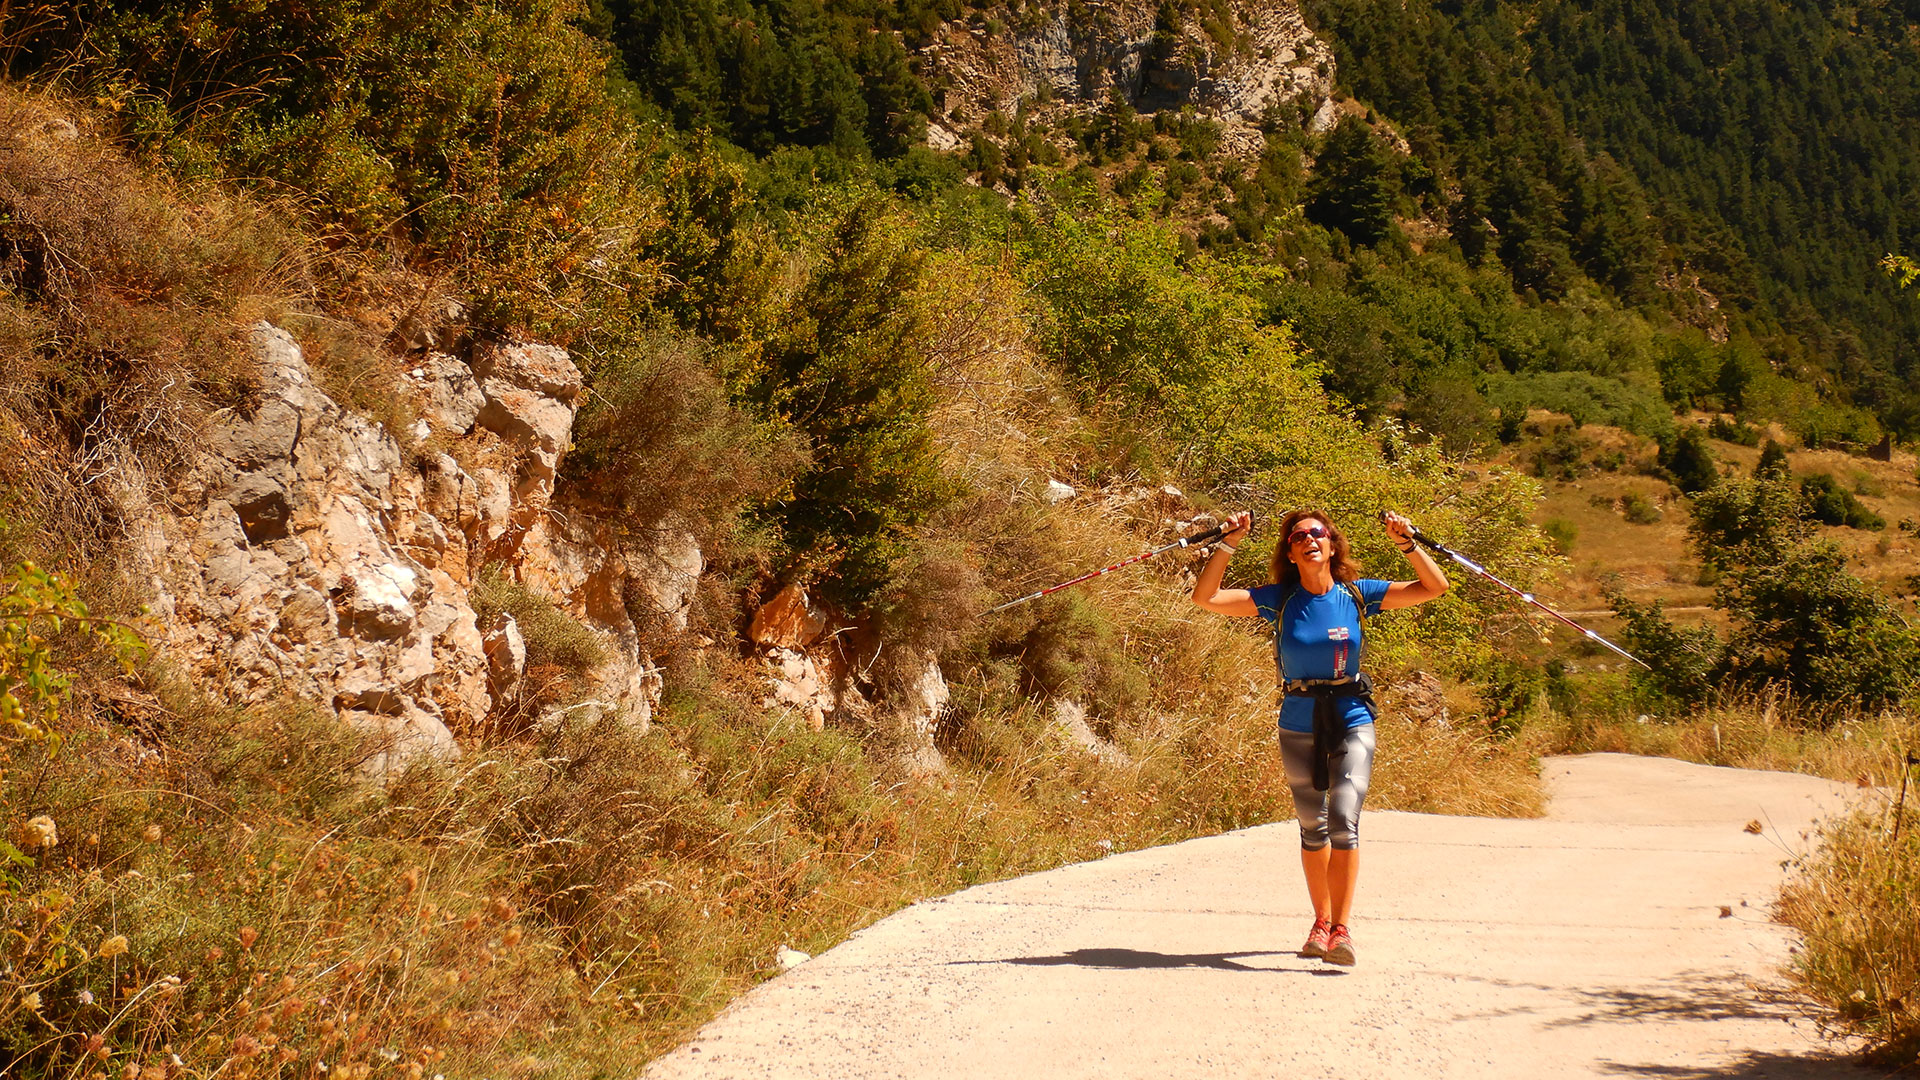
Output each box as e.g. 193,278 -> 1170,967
952,947 -> 1348,975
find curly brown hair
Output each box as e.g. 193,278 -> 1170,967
1268,508 -> 1364,590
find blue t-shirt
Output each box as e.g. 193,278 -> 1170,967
1250,578 -> 1391,733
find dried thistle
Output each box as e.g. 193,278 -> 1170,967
16,814 -> 57,848
97,935 -> 129,959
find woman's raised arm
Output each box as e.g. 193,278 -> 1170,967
1192,510 -> 1259,617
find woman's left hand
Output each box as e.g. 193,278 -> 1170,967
1382,511 -> 1416,551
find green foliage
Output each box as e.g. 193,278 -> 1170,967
1620,492 -> 1662,525
1791,402 -> 1882,452
564,330 -> 799,544
1402,377 -> 1493,453
1306,117 -> 1401,247
1716,541 -> 1920,712
749,196 -> 956,603
1659,425 -> 1719,495
1706,414 -> 1761,446
469,569 -> 609,678
1606,593 -> 1721,704
1754,439 -> 1791,480
39,0 -> 657,336
1656,479 -> 1920,710
1487,372 -> 1674,441
1016,194 -> 1286,429
1687,475 -> 1809,571
1302,0 -> 1920,436
1798,473 -> 1885,531
1263,279 -> 1395,416
0,559 -> 143,749
1016,593 -> 1150,724
594,0 -> 933,161
1886,253 -> 1920,291
1540,517 -> 1577,553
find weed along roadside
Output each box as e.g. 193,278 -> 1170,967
2,1 -> 1920,1076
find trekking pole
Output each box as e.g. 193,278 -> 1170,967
1894,749 -> 1918,844
982,524 -> 1228,616
1405,524 -> 1652,670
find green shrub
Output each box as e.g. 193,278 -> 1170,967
1017,592 -> 1151,728
1688,475 -> 1809,570
41,0 -> 657,337
1706,413 -> 1762,446
1754,438 -> 1792,479
562,330 -> 799,545
1659,424 -> 1719,494
1792,401 -> 1882,451
1486,371 -> 1676,442
1402,377 -> 1494,453
1541,517 -> 1578,553
748,195 -> 958,604
1717,541 -> 1920,712
1528,425 -> 1589,481
469,569 -> 608,678
1800,473 -> 1885,530
1607,592 -> 1723,705
1620,492 -> 1662,524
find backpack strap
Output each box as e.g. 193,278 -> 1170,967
1345,581 -> 1367,671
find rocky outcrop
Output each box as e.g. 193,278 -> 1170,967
126,318 -> 949,779
1053,699 -> 1130,766
749,589 -> 951,773
139,323 -> 683,777
922,0 -> 1336,159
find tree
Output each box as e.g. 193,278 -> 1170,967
1660,425 -> 1719,494
1306,117 -> 1401,247
751,197 -> 955,603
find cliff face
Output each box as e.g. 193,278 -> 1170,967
923,0 -> 1337,156
123,324 -> 681,776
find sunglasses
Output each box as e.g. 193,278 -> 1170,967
1287,525 -> 1331,546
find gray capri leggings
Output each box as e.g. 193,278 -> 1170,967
1278,723 -> 1376,851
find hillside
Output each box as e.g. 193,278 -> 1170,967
1,1 -> 1917,1075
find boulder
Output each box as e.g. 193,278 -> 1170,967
341,562 -> 419,641
629,528 -> 703,632
763,647 -> 831,731
411,352 -> 487,435
481,613 -> 527,696
469,340 -> 583,491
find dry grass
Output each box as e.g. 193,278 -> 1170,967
1544,685 -> 1916,786
1778,792 -> 1920,1067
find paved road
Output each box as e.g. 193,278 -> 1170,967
646,754 -> 1878,1079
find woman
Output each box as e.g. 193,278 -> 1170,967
1192,508 -> 1448,966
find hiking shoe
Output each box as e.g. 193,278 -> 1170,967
1324,924 -> 1355,966
1299,918 -> 1332,959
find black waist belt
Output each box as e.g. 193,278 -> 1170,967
1284,673 -> 1377,792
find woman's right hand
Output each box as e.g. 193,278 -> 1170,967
1222,510 -> 1253,545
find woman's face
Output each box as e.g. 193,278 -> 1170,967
1287,517 -> 1332,567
